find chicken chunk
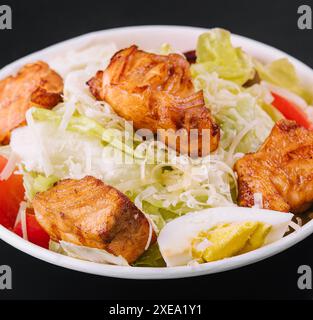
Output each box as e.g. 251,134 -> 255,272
0,61 -> 63,144
87,45 -> 219,156
235,120 -> 313,213
32,176 -> 155,263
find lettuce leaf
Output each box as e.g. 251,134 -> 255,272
132,243 -> 166,267
255,58 -> 313,104
23,171 -> 58,200
260,103 -> 284,122
192,28 -> 255,85
32,108 -> 104,140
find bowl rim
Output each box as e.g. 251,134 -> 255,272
1,25 -> 313,280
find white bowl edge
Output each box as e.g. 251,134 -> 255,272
0,25 -> 313,279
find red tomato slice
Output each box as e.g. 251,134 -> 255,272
14,211 -> 50,249
271,92 -> 313,129
0,156 -> 25,229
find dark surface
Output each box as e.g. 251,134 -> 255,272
0,0 -> 313,300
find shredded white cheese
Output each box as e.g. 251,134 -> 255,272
288,220 -> 301,232
252,193 -> 263,209
0,152 -> 20,180
18,201 -> 28,240
225,120 -> 259,166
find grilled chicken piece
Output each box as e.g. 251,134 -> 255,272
0,61 -> 63,144
235,120 -> 313,213
32,176 -> 155,263
87,45 -> 219,156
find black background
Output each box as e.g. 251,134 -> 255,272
0,0 -> 313,300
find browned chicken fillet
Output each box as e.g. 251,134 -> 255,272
0,61 -> 63,144
87,45 -> 219,156
32,176 -> 155,263
235,120 -> 313,213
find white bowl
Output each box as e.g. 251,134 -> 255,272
1,25 -> 313,279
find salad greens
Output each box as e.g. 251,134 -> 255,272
132,243 -> 166,267
7,28 -> 313,267
192,28 -> 255,85
23,171 -> 58,200
11,107 -> 237,233
255,58 -> 313,104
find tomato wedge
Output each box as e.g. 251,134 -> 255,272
14,210 -> 50,249
0,156 -> 25,229
271,92 -> 313,129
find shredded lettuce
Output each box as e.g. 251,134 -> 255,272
49,43 -> 117,79
192,71 -> 274,161
192,28 -> 255,86
11,107 -> 237,234
189,29 -> 274,160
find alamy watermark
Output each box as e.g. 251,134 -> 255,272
97,120 -> 214,165
0,5 -> 12,30
298,5 -> 312,29
297,265 -> 312,290
0,265 -> 12,290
